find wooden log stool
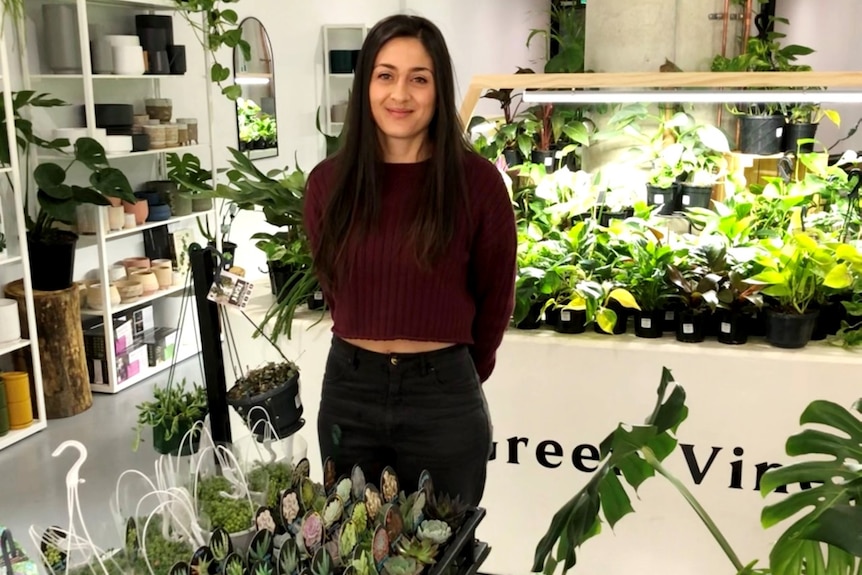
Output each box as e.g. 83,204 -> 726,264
4,280 -> 92,419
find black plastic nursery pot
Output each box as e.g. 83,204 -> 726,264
307,289 -> 326,311
675,310 -> 707,343
152,421 -> 200,456
531,149 -> 556,172
544,304 -> 560,328
268,261 -> 303,303
28,231 -> 78,291
646,184 -> 680,216
227,371 -> 304,440
661,304 -> 680,333
738,114 -> 786,155
748,308 -> 768,337
765,309 -> 819,349
811,299 -> 847,341
502,148 -> 523,168
679,184 -> 713,210
599,207 -> 634,227
634,309 -> 665,338
716,309 -> 750,345
783,122 -> 818,153
555,307 -> 587,334
515,300 -> 545,330
593,300 -> 628,335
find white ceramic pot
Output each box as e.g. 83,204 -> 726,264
76,205 -> 107,235
123,213 -> 137,229
107,206 -> 125,231
112,45 -> 145,75
0,299 -> 21,343
105,135 -> 133,154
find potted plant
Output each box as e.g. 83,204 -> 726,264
133,378 -> 208,455
749,232 -> 853,348
676,117 -> 730,210
575,279 -> 640,335
614,234 -> 677,338
784,104 -> 840,153
227,360 -> 303,440
28,137 -> 134,291
166,152 -> 214,212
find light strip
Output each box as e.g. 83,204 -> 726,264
521,89 -> 862,104
235,77 -> 271,85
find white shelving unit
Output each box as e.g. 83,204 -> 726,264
321,24 -> 367,135
20,0 -> 216,394
0,11 -> 48,451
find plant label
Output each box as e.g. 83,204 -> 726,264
665,311 -> 674,321
640,318 -> 652,329
207,271 -> 254,309
776,127 -> 784,138
682,323 -> 694,335
314,291 -> 324,301
561,310 -> 571,322
682,195 -> 691,206
654,194 -> 664,203
721,322 -> 732,334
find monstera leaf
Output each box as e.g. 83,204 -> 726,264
759,399 -> 862,575
532,368 -> 689,574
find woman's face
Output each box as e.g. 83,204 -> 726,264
368,36 -> 436,150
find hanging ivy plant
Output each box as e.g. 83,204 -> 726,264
173,0 -> 251,101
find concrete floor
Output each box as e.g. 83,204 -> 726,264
0,354 -> 205,564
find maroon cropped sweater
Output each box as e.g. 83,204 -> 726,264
303,152 -> 516,382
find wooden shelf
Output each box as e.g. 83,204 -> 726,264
80,283 -> 188,317
77,212 -> 205,245
0,338 -> 29,357
91,344 -> 199,394
0,419 -> 47,451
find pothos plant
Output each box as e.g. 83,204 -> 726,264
172,0 -> 251,101
532,367 -> 862,575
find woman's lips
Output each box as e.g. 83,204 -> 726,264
387,108 -> 412,119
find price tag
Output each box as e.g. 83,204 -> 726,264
665,310 -> 674,321
721,322 -> 732,334
207,271 -> 254,309
314,291 -> 324,301
682,195 -> 691,206
641,317 -> 652,329
654,194 -> 664,203
776,127 -> 784,138
561,310 -> 571,322
682,323 -> 694,335
544,156 -> 554,167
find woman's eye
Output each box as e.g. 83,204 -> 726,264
378,73 -> 392,80
413,76 -> 428,84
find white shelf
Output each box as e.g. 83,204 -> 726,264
77,212 -> 206,244
38,143 -> 208,161
0,338 -> 29,356
31,74 -> 190,80
329,73 -> 354,79
81,283 -> 188,317
86,0 -> 176,9
0,420 -> 47,451
0,255 -> 22,267
91,344 -> 199,394
0,166 -> 11,174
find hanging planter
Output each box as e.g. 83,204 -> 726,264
134,378 -> 208,455
227,361 -> 304,440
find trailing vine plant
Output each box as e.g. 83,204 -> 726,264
172,0 -> 251,101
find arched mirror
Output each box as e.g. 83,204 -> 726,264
234,18 -> 278,160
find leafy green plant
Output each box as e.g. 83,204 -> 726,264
247,460 -> 294,507
527,1 -> 586,73
133,378 -> 207,451
172,0 -> 251,100
197,475 -> 254,534
228,361 -> 298,400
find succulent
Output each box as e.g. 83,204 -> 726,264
228,361 -> 298,399
248,461 -> 295,507
351,500 -> 368,532
425,491 -> 467,531
311,546 -> 332,575
339,520 -> 357,558
254,563 -> 275,575
398,491 -> 425,535
323,496 -> 343,528
301,513 -> 323,551
197,476 -> 254,534
349,550 -> 377,575
278,540 -> 299,574
416,519 -> 452,546
336,477 -> 352,503
396,536 -> 439,565
248,530 -> 273,564
382,556 -> 421,575
226,557 -> 245,575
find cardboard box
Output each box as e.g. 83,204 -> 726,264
89,341 -> 148,385
139,327 -> 178,367
122,304 -> 154,338
82,318 -> 133,359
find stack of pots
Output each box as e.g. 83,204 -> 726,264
121,256 -> 174,295
84,104 -> 146,154
1,372 -> 33,432
134,189 -> 172,223
135,15 -> 186,75
145,180 -> 192,217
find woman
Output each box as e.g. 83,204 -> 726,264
303,14 -> 516,506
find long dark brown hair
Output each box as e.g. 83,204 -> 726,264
313,14 -> 472,289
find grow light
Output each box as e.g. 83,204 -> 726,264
521,89 -> 862,105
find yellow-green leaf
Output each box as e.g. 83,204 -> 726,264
835,243 -> 862,264
824,263 -> 853,290
823,108 -> 841,127
607,288 -> 641,310
750,270 -> 785,285
565,295 -> 587,311
793,232 -> 819,253
596,308 -> 617,333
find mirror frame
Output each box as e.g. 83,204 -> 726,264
233,17 -> 278,160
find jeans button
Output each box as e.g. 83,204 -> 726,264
390,357 -> 398,366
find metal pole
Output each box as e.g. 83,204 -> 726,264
189,244 -> 232,446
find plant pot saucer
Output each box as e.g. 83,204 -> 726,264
253,417 -> 305,443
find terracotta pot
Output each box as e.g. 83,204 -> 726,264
114,279 -> 144,303
108,196 -> 122,208
123,199 -> 148,224
151,259 -> 172,269
152,265 -> 173,289
86,282 -> 120,310
122,257 -> 150,273
131,270 -> 159,295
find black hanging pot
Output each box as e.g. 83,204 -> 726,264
152,420 -> 201,456
555,307 -> 587,334
765,309 -> 819,348
738,114 -> 786,155
783,122 -> 818,153
227,371 -> 304,440
28,231 -> 78,291
634,309 -> 665,338
675,309 -> 707,343
717,309 -> 750,345
646,184 -> 680,215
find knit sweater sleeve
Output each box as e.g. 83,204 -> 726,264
468,160 -> 517,383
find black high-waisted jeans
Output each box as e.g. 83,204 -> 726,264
317,336 -> 492,506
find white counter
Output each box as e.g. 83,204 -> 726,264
231,282 -> 862,575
